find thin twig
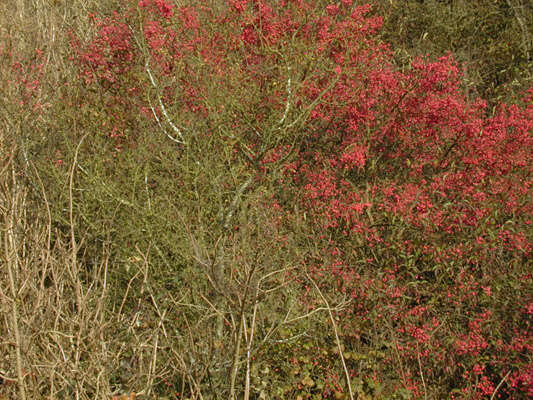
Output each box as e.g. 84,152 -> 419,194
278,65 -> 292,126
4,163 -> 27,400
417,342 -> 427,400
285,73 -> 340,130
146,64 -> 186,144
30,162 -> 52,306
285,300 -> 349,324
490,370 -> 512,400
244,289 -> 259,400
307,273 -> 354,400
146,328 -> 160,397
223,175 -> 253,229
69,131 -> 90,314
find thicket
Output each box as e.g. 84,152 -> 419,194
372,0 -> 532,104
0,1 -> 531,399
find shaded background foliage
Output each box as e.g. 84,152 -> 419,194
372,0 -> 532,104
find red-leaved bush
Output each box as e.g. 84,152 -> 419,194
69,0 -> 531,398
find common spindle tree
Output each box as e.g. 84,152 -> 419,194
21,0 -> 531,397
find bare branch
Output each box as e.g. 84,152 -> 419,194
146,64 -> 186,144
307,273 -> 354,400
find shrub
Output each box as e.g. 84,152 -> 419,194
1,1 -> 531,399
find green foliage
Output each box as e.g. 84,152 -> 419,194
373,0 -> 533,103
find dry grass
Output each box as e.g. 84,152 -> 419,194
0,4 -> 171,397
